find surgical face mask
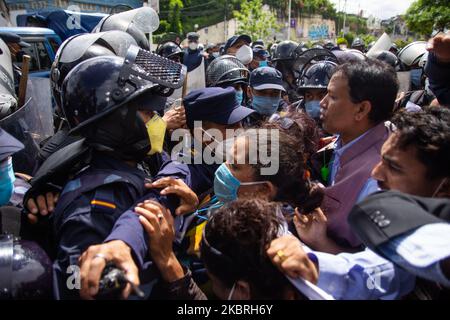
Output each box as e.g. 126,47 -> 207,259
252,95 -> 280,116
235,90 -> 244,105
214,163 -> 268,203
146,114 -> 167,155
236,45 -> 253,65
259,60 -> 268,67
212,52 -> 220,58
304,100 -> 321,119
189,42 -> 198,51
0,157 -> 15,206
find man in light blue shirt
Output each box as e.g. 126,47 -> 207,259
274,108 -> 450,299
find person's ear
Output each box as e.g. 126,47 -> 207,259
260,181 -> 277,200
355,100 -> 372,122
246,86 -> 253,100
234,280 -> 251,300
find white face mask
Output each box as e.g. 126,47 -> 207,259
189,42 -> 198,51
235,45 -> 253,65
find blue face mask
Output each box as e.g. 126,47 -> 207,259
304,100 -> 321,119
252,95 -> 280,116
235,90 -> 244,105
214,163 -> 268,203
259,60 -> 268,67
0,157 -> 15,206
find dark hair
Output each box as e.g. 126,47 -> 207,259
240,129 -> 323,213
335,58 -> 399,124
265,111 -> 320,161
200,199 -> 304,299
391,107 -> 450,179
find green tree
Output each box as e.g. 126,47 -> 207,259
168,0 -> 184,35
234,0 -> 280,41
264,0 -> 336,19
405,0 -> 450,36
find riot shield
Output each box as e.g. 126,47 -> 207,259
366,33 -> 392,58
95,7 -> 159,33
0,78 -> 53,175
0,39 -> 17,118
185,58 -> 206,95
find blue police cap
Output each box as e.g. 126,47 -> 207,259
0,32 -> 30,47
224,35 -> 251,53
249,67 -> 285,92
187,32 -> 199,41
183,87 -> 254,128
0,127 -> 24,162
253,46 -> 269,59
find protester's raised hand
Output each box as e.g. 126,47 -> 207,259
78,240 -> 139,300
136,200 -> 184,282
267,235 -> 318,284
294,207 -> 328,249
427,33 -> 450,63
145,177 -> 199,215
26,192 -> 59,224
162,107 -> 186,130
135,201 -> 174,264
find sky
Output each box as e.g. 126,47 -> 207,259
329,0 -> 415,20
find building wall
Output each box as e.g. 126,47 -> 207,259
293,15 -> 336,41
196,18 -> 238,45
196,15 -> 336,45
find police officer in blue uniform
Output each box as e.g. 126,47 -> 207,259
244,66 -> 286,127
183,32 -> 204,72
50,52 -> 181,299
77,87 -> 255,300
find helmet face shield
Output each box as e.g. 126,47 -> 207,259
297,61 -> 338,91
398,41 -> 427,67
292,48 -> 338,84
94,7 -> 159,34
51,31 -> 139,109
93,7 -> 160,50
61,46 -> 187,132
206,55 -> 249,87
57,31 -> 137,64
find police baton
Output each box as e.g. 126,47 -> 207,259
182,72 -> 188,98
17,54 -> 30,108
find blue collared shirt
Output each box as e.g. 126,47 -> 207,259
329,128 -> 380,203
306,247 -> 416,300
378,223 -> 450,287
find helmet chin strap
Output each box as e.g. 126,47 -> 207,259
87,105 -> 151,162
432,177 -> 449,198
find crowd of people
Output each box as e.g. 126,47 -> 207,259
0,7 -> 449,300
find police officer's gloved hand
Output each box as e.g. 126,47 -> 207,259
23,184 -> 60,224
